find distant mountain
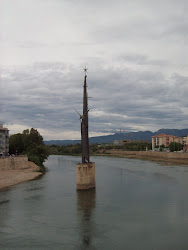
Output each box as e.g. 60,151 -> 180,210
153,129 -> 188,137
44,128 -> 188,146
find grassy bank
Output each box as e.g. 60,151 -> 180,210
93,150 -> 188,165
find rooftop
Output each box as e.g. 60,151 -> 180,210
0,124 -> 8,131
152,134 -> 180,138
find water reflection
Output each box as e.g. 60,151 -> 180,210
0,199 -> 9,206
26,186 -> 44,192
77,189 -> 96,249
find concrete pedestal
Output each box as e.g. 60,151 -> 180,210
76,162 -> 95,190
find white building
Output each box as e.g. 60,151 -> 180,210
183,135 -> 188,151
114,140 -> 123,146
0,124 -> 9,156
152,134 -> 183,150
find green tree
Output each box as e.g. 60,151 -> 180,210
160,144 -> 165,151
90,144 -> 99,153
169,142 -> 182,152
9,128 -> 49,166
9,133 -> 24,154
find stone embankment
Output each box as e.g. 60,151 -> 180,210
0,156 -> 42,189
104,150 -> 188,165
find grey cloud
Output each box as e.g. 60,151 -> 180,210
87,0 -> 188,45
119,54 -> 167,67
1,0 -> 188,139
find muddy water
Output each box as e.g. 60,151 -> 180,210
0,155 -> 188,249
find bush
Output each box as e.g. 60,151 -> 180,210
9,128 -> 49,167
169,142 -> 182,152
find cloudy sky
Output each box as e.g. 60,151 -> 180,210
0,0 -> 188,140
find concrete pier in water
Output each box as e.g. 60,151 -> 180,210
76,162 -> 95,190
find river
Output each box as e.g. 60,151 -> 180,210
0,155 -> 188,249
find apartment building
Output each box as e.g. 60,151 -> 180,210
0,124 -> 9,156
183,136 -> 188,151
152,134 -> 183,150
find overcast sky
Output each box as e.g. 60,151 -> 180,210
0,0 -> 188,140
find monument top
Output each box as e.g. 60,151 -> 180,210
83,67 -> 88,76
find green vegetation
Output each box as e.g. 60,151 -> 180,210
160,144 -> 165,151
47,141 -> 152,156
9,128 -> 49,167
91,142 -> 152,152
46,144 -> 82,155
169,142 -> 182,152
123,141 -> 151,151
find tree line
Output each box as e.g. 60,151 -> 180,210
159,142 -> 183,152
46,141 -> 183,155
9,128 -> 49,167
9,129 -> 182,168
46,141 -> 152,155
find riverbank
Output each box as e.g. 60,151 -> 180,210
94,150 -> 188,165
0,160 -> 43,190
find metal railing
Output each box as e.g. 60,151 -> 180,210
0,155 -> 27,158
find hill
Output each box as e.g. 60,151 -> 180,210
44,128 -> 188,146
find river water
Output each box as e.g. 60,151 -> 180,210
0,155 -> 188,249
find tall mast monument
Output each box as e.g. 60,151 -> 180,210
76,68 -> 95,190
